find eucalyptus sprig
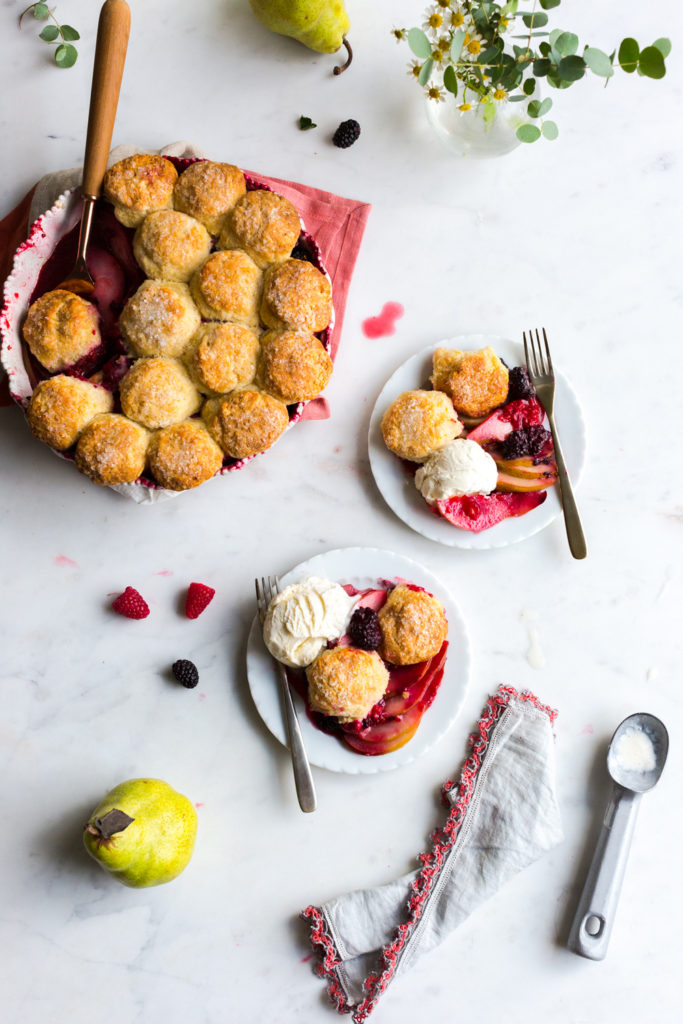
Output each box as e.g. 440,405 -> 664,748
395,1 -> 671,143
19,3 -> 80,68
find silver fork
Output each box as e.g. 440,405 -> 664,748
523,328 -> 587,560
255,576 -> 317,812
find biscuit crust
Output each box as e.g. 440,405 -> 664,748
27,376 -> 113,450
134,210 -> 211,282
381,389 -> 462,462
219,190 -> 301,269
185,322 -> 260,395
22,289 -> 101,373
190,250 -> 262,326
258,329 -> 332,404
202,388 -> 289,460
431,346 -> 509,419
147,420 -> 224,490
260,259 -> 332,333
74,414 -> 149,486
119,280 -> 201,359
103,154 -> 177,228
119,357 -> 202,430
378,585 -> 448,666
173,161 -> 247,235
306,647 -> 390,722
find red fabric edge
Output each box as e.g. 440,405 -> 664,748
300,685 -> 558,1021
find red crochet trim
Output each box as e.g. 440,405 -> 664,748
301,686 -> 557,1022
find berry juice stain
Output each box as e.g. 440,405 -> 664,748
54,554 -> 79,568
362,302 -> 404,339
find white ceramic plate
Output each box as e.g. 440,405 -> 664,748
368,335 -> 587,549
246,547 -> 470,775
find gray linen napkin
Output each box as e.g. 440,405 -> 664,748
302,686 -> 563,1021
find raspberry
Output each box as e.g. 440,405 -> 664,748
348,607 -> 382,650
507,366 -> 536,402
332,119 -> 361,149
501,397 -> 544,430
185,582 -> 215,619
172,659 -> 199,688
111,586 -> 149,619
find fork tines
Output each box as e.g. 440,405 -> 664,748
523,327 -> 553,380
255,575 -> 280,623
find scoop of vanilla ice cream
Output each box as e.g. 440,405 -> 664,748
415,438 -> 498,503
263,576 -> 358,668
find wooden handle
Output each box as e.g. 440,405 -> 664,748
82,0 -> 131,197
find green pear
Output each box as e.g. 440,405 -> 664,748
249,0 -> 353,75
83,778 -> 197,888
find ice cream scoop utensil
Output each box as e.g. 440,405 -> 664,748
255,576 -> 317,813
567,712 -> 668,960
59,0 -> 130,296
523,328 -> 586,559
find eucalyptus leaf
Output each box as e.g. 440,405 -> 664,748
523,78 -> 536,95
638,45 -> 666,79
39,25 -> 59,42
55,42 -> 78,68
33,4 -> 49,19
533,58 -> 550,75
482,101 -> 496,126
553,32 -> 579,56
450,29 -> 465,62
539,0 -> 561,8
443,64 -> 458,95
542,119 -> 559,139
517,123 -> 542,143
557,55 -> 585,81
583,47 -> 614,77
653,37 -> 672,59
61,25 -> 80,42
618,38 -> 639,73
408,27 -> 431,59
527,99 -> 542,118
522,12 -> 548,29
509,94 -> 527,102
418,57 -> 433,86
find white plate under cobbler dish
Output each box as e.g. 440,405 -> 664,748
368,335 -> 587,549
245,547 -> 471,775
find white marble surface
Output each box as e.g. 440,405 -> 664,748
1,1 -> 682,1021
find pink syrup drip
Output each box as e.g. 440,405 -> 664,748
362,301 -> 404,339
54,554 -> 79,568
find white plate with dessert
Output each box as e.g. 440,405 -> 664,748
245,547 -> 471,775
368,335 -> 586,549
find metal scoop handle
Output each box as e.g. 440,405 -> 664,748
567,784 -> 641,960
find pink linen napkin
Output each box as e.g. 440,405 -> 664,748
0,142 -> 371,415
301,686 -> 563,1022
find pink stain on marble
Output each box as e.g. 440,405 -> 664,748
154,569 -> 174,576
199,692 -> 207,701
194,802 -> 205,809
55,555 -> 79,568
580,724 -> 594,734
300,953 -> 313,963
362,301 -> 404,339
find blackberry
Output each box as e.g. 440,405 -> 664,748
527,424 -> 552,456
172,659 -> 199,688
348,607 -> 381,651
290,241 -> 315,264
507,366 -> 536,402
501,425 -> 552,460
332,119 -> 361,149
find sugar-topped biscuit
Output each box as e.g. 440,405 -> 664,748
119,280 -> 201,358
119,357 -> 202,430
378,584 -> 448,666
22,289 -> 101,373
133,210 -> 211,282
381,389 -> 462,462
258,330 -> 332,404
103,154 -> 177,228
185,322 -> 260,395
202,388 -> 289,460
190,250 -> 262,326
27,375 -> 113,450
306,647 -> 389,722
260,259 -> 332,333
218,190 -> 301,269
173,161 -> 246,235
75,414 -> 149,486
147,420 -> 224,491
431,346 -> 509,420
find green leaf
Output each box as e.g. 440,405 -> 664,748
450,28 -> 465,62
55,42 -> 78,68
509,94 -> 527,102
482,101 -> 496,126
539,0 -> 561,8
539,42 -> 551,57
33,4 -> 49,19
443,64 -> 458,95
528,97 -> 553,117
542,120 -> 559,139
618,38 -> 639,73
557,55 -> 585,81
298,115 -> 317,130
653,38 -> 672,59
583,47 -> 614,78
517,123 -> 542,143
533,58 -> 551,76
523,77 -> 536,95
407,28 -> 431,59
553,32 -> 579,56
638,46 -> 666,79
61,25 -> 80,42
522,12 -> 548,29
39,25 -> 59,42
418,57 -> 433,86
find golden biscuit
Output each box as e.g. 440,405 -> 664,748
257,330 -> 332,404
119,357 -> 202,430
378,585 -> 448,666
190,250 -> 262,326
306,647 -> 389,722
431,346 -> 509,419
26,375 -> 113,450
381,389 -> 462,462
75,414 -> 149,486
119,280 -> 201,358
185,322 -> 260,395
202,388 -> 289,460
22,289 -> 101,373
260,259 -> 332,333
219,190 -> 301,269
103,154 -> 177,228
133,210 -> 211,282
173,161 -> 247,235
147,420 -> 224,491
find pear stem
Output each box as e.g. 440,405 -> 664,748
333,37 -> 353,76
